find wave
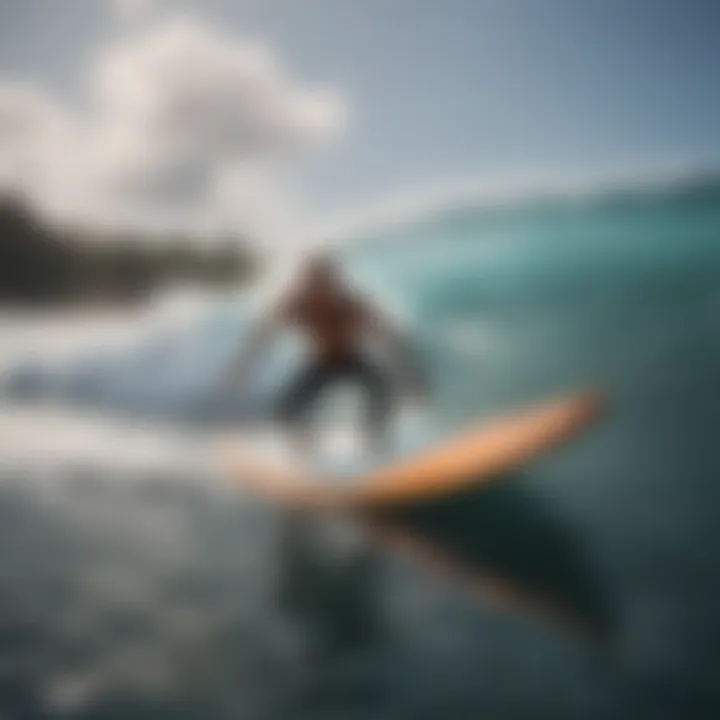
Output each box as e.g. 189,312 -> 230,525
307,167 -> 720,252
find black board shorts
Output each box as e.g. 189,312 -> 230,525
276,354 -> 393,433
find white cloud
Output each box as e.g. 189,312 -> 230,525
0,14 -> 347,245
0,83 -> 73,192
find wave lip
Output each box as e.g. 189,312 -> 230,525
307,166 -> 720,251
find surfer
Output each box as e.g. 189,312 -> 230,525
227,251 -> 430,661
228,251 -> 430,455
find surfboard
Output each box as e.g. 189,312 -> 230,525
222,390 -> 604,509
221,390 -> 611,642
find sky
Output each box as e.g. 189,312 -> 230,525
0,0 -> 718,244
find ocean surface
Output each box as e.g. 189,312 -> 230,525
1,177 -> 720,718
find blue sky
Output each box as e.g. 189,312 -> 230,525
218,0 -> 720,210
1,0 -> 719,225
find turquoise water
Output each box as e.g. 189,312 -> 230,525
1,178 -> 720,717
339,182 -> 720,428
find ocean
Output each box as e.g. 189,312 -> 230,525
1,177 -> 719,718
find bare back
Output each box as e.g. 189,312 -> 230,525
281,286 -> 371,362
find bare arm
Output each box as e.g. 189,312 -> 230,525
221,302 -> 289,391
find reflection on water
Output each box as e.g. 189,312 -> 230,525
277,510 -> 382,660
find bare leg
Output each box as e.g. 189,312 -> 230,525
348,356 -> 395,460
274,359 -> 384,661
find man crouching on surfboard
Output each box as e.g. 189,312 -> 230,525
226,251 -> 431,660
228,251 -> 430,456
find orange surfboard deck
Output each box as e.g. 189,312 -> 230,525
222,390 -> 605,509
